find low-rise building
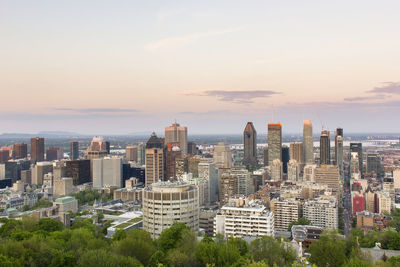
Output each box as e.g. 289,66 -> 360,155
53,196 -> 78,214
200,209 -> 217,237
356,211 -> 392,232
214,197 -> 274,238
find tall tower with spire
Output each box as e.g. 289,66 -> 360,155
243,122 -> 257,168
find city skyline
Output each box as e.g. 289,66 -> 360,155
1,1 -> 400,134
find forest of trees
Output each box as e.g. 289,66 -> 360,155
0,215 -> 400,267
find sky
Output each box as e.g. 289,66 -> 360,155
1,0 -> 400,135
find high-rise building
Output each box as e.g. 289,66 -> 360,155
267,123 -> 282,166
319,130 -> 330,165
287,159 -> 300,182
213,142 -> 232,168
46,147 -> 63,161
366,153 -> 382,176
376,191 -> 391,214
364,187 -> 375,213
282,146 -> 289,174
290,142 -> 304,166
187,142 -> 198,155
394,169 -> 400,190
263,146 -> 268,166
336,135 -> 344,178
231,167 -> 252,196
219,174 -> 238,205
243,122 -> 257,168
86,136 -> 108,159
53,161 -> 66,180
303,197 -> 338,229
175,157 -> 188,178
214,197 -> 274,238
137,142 -> 146,166
350,143 -> 363,178
165,143 -> 181,180
315,165 -> 340,196
143,181 -> 199,239
105,141 -> 111,154
30,137 -> 45,163
65,160 -> 91,185
31,162 -> 53,185
188,156 -> 201,177
13,143 -> 28,159
145,133 -> 164,186
92,157 -> 123,188
304,164 -> 317,182
198,161 -> 218,203
53,177 -> 73,198
125,146 -> 138,162
270,199 -> 300,231
334,128 -> 343,164
349,152 -> 360,176
70,140 -> 79,160
0,150 -> 9,163
270,159 -> 283,181
303,120 -> 314,164
165,122 -> 188,155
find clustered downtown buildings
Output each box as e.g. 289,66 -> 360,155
0,120 -> 398,244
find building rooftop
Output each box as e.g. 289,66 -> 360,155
54,196 -> 76,203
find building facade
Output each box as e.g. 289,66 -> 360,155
142,181 -> 199,239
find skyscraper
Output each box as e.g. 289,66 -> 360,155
315,165 -> 340,196
213,142 -> 233,168
282,146 -> 289,174
243,122 -> 257,168
334,128 -> 343,164
86,136 -> 108,159
125,145 -> 138,162
137,142 -> 146,166
267,123 -> 282,166
65,160 -> 91,185
303,120 -> 313,164
366,153 -> 382,177
335,133 -> 344,178
70,140 -> 79,160
289,142 -> 304,166
13,143 -> 27,159
350,143 -> 363,178
165,142 -> 181,180
263,146 -> 268,166
165,122 -> 188,155
92,157 -> 123,188
145,132 -> 164,186
30,137 -> 45,163
46,147 -> 63,161
320,130 -> 330,165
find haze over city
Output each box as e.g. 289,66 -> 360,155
1,0 -> 400,134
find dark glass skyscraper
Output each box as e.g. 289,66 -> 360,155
243,122 -> 257,168
281,146 -> 289,174
334,128 -> 343,164
320,130 -> 330,165
70,140 -> 79,160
